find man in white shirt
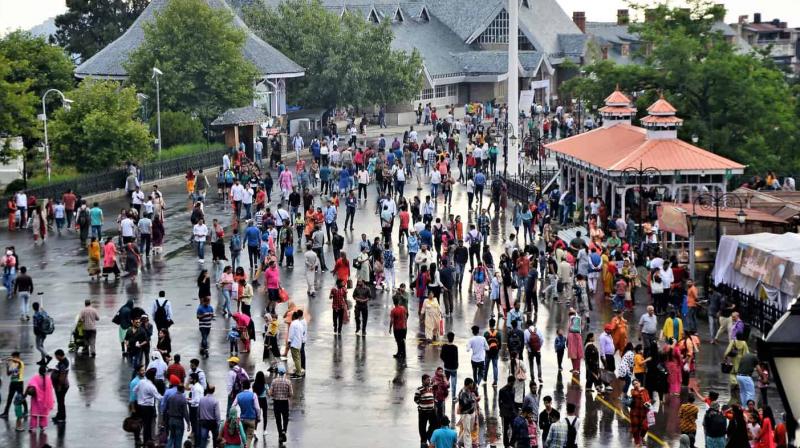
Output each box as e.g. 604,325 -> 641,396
430,170 -> 441,198
466,325 -> 490,386
15,191 -> 28,228
222,153 -> 230,171
285,310 -> 305,377
241,186 -> 253,220
150,290 -> 173,331
357,168 -> 369,200
409,126 -> 418,143
120,214 -> 136,244
131,186 -> 145,215
292,134 -> 304,163
229,180 -> 245,220
254,139 -> 263,167
193,218 -> 209,263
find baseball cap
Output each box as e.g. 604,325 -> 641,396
277,364 -> 286,374
227,356 -> 240,364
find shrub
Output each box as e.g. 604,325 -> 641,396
150,110 -> 203,148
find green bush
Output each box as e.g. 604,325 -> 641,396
150,110 -> 203,148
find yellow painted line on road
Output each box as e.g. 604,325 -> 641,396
571,376 -> 668,447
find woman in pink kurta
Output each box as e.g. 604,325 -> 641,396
28,365 -> 55,430
664,344 -> 683,396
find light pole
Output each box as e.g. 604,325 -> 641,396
615,161 -> 666,244
152,67 -> 163,177
691,191 -> 747,248
41,89 -> 73,183
762,299 -> 800,448
499,120 -> 517,177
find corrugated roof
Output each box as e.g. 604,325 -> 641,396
211,106 -> 269,126
76,0 -> 303,79
546,122 -> 745,173
662,202 -> 788,224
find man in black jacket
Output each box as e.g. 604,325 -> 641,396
498,375 -> 517,448
439,332 -> 458,399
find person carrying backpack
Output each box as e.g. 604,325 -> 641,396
525,322 -> 544,383
32,301 -> 54,365
544,402 -> 580,448
150,291 -> 173,332
702,402 -> 728,447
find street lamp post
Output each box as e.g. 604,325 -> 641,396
499,120 -> 517,178
762,299 -> 800,447
692,191 -> 747,248
41,89 -> 73,183
615,161 -> 666,245
152,67 -> 163,178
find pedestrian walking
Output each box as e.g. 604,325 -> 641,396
389,296 -> 408,366
0,352 -> 27,418
269,364 -> 293,444
414,374 -> 437,448
32,301 -> 53,365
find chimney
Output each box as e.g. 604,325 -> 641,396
738,15 -> 748,25
572,11 -> 586,33
754,12 -> 761,24
617,9 -> 629,25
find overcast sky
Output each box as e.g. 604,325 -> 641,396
1,0 -> 799,37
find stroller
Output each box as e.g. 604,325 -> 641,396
68,319 -> 88,353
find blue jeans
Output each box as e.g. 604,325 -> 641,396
91,225 -> 102,239
166,417 -> 184,448
221,290 -> 231,315
737,375 -> 755,406
445,368 -> 458,400
19,291 -> 30,318
244,203 -> 252,220
485,353 -> 499,385
196,241 -> 205,260
200,327 -> 210,351
199,420 -> 218,448
431,183 -> 439,198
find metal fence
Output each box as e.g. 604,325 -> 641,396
499,169 -> 559,202
716,283 -> 784,335
2,148 -> 227,218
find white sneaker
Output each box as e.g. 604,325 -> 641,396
263,430 -> 269,436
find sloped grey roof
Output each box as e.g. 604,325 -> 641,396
585,22 -> 639,46
453,50 -> 543,75
519,0 -> 583,56
389,15 -> 469,76
426,0 -> 504,43
75,0 -> 303,79
558,34 -> 588,56
211,106 -> 269,126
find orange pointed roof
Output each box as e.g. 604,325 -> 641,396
646,95 -> 678,115
640,115 -> 684,125
599,104 -> 637,115
545,123 -> 745,173
604,89 -> 633,106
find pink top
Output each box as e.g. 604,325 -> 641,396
220,272 -> 234,291
264,266 -> 280,289
279,170 -> 293,190
28,373 -> 55,417
103,242 -> 117,268
232,312 -> 251,328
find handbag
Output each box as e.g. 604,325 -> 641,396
720,362 -> 733,374
122,416 -> 142,433
112,313 -> 121,325
278,287 -> 289,303
646,409 -> 656,427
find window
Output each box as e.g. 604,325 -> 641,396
519,30 -> 535,50
419,7 -> 429,22
447,84 -> 459,97
522,0 -> 529,7
368,9 -> 379,23
435,85 -> 447,98
418,88 -> 434,101
477,9 -> 508,44
393,8 -> 403,22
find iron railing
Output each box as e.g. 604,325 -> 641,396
716,283 -> 784,335
2,148 -> 226,218
499,170 -> 559,202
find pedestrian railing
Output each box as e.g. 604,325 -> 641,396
1,149 -> 227,218
499,169 -> 559,202
716,283 -> 784,335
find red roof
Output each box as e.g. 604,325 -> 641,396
664,202 -> 788,224
640,115 -> 684,125
604,90 -> 632,106
546,123 -> 745,172
599,105 -> 637,115
647,97 -> 677,115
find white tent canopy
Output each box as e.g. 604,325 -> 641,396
712,232 -> 800,311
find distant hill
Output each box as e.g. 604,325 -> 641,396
28,17 -> 57,39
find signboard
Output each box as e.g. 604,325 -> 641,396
519,90 -> 534,117
657,204 -> 689,238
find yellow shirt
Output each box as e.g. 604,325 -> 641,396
633,353 -> 646,374
661,317 -> 684,341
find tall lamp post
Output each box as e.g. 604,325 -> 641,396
41,89 -> 73,183
498,120 -> 518,177
762,299 -> 800,447
615,161 -> 666,244
152,67 -> 163,178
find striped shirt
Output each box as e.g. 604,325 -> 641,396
414,385 -> 435,412
197,304 -> 214,329
679,403 -> 699,433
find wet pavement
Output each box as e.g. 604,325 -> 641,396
0,154 -> 782,448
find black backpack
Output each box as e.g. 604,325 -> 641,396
704,408 -> 727,438
566,417 -> 578,448
507,330 -> 522,351
154,299 -> 171,329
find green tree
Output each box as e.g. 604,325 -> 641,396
49,80 -> 152,172
149,110 -> 203,148
53,0 -> 149,61
560,0 -> 798,174
0,54 -> 37,164
244,0 -> 423,109
126,0 -> 257,126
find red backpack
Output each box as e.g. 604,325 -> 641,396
528,330 -> 542,352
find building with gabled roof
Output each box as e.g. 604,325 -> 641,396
74,0 -> 304,117
245,0 -> 587,124
545,87 -> 745,221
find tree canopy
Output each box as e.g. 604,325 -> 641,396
244,0 -> 423,109
0,31 -> 75,163
49,80 -> 152,172
126,0 -> 257,125
559,1 -> 798,174
53,0 -> 149,62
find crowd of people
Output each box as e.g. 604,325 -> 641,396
0,106 -> 791,448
